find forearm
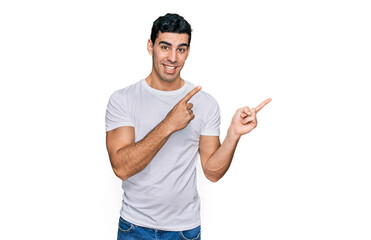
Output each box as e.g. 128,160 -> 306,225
114,121 -> 172,180
110,87 -> 202,181
204,128 -> 240,182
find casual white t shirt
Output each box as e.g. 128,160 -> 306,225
105,79 -> 220,231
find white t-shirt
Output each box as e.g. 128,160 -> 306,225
105,79 -> 220,231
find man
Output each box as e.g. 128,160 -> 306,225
106,13 -> 271,240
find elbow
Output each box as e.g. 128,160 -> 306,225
205,173 -> 221,183
204,165 -> 224,183
111,156 -> 129,181
109,152 -> 130,181
113,167 -> 129,181
209,178 -> 219,183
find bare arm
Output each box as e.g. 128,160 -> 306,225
106,86 -> 202,181
199,98 -> 272,182
106,122 -> 172,181
199,130 -> 240,182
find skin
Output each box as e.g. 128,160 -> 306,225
146,32 -> 190,90
106,32 -> 271,182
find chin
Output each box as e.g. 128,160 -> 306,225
160,74 -> 179,83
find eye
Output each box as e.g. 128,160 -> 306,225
161,45 -> 169,50
178,48 -> 186,53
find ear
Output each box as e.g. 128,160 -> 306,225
147,39 -> 153,56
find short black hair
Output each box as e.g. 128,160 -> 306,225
150,13 -> 192,46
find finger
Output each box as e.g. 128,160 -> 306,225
180,86 -> 202,103
242,114 -> 256,124
255,98 -> 272,113
242,109 -> 256,123
238,106 -> 251,118
252,118 -> 258,127
244,106 -> 252,115
186,103 -> 193,110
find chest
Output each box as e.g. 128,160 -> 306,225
131,95 -> 204,143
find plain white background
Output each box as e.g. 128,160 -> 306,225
1,0 -> 370,239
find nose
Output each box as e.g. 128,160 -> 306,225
167,49 -> 177,63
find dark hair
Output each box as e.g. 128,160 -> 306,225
150,13 -> 192,45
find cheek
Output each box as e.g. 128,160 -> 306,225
154,53 -> 166,63
179,55 -> 188,65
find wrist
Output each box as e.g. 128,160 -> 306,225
159,119 -> 175,136
227,127 -> 241,143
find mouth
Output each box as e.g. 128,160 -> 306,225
163,64 -> 177,74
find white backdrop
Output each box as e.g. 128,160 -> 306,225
1,0 -> 370,239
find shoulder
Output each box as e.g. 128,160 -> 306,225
109,80 -> 142,103
185,81 -> 219,107
198,90 -> 218,104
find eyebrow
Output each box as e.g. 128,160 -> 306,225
158,41 -> 189,48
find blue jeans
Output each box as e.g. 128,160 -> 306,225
117,217 -> 201,240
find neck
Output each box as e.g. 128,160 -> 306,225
145,73 -> 184,91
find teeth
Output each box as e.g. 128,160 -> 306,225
165,66 -> 175,70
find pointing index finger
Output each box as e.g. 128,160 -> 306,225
181,86 -> 202,103
255,98 -> 272,113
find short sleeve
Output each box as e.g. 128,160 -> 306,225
200,96 -> 220,136
105,90 -> 134,132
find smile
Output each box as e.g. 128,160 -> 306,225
162,64 -> 178,74
165,65 -> 176,70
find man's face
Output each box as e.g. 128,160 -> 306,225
148,32 -> 190,83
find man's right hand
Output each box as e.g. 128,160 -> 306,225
163,86 -> 202,133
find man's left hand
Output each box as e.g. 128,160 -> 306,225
229,98 -> 272,137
